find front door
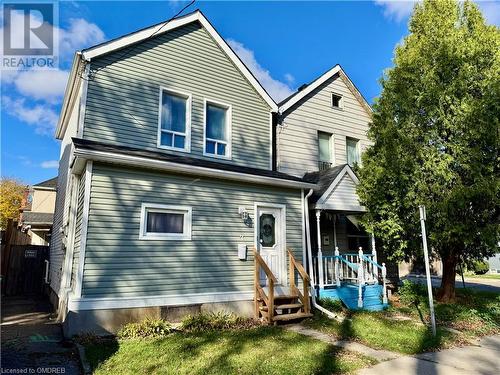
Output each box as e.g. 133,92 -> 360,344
256,205 -> 285,285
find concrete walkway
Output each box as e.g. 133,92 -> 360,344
286,324 -> 400,361
358,335 -> 500,375
287,323 -> 500,374
1,296 -> 81,374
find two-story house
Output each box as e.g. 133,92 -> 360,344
50,10 -> 385,336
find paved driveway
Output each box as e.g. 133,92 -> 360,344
1,296 -> 81,374
358,335 -> 500,375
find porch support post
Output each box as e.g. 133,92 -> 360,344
371,234 -> 379,283
316,210 -> 324,290
334,246 -> 340,287
382,263 -> 388,305
358,247 -> 364,308
333,214 -> 337,248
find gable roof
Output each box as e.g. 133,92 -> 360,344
83,10 -> 277,110
278,64 -> 372,115
304,164 -> 365,212
56,10 -> 278,140
33,177 -> 57,190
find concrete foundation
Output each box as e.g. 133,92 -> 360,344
63,299 -> 254,337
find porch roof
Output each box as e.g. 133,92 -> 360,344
304,164 -> 366,212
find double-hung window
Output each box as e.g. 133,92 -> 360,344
158,88 -> 191,152
139,203 -> 192,240
204,99 -> 231,158
318,131 -> 333,170
346,137 -> 360,167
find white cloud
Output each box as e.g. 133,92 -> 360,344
375,0 -> 417,22
59,18 -> 105,61
14,69 -> 69,103
284,73 -> 295,86
40,160 -> 59,169
2,96 -> 59,135
227,39 -> 294,102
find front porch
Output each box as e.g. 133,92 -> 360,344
305,165 -> 389,311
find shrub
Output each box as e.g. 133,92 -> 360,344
470,260 -> 489,275
318,297 -> 344,312
117,318 -> 172,339
181,312 -> 255,331
398,280 -> 427,307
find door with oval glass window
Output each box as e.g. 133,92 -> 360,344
256,206 -> 285,285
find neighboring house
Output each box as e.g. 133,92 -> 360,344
487,252 -> 500,274
20,177 -> 57,246
50,10 -> 384,335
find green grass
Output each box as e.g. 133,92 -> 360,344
85,326 -> 377,375
464,273 -> 500,280
304,311 -> 454,355
305,289 -> 499,355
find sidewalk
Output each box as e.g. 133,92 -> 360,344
1,296 -> 81,374
288,323 -> 500,375
358,335 -> 500,375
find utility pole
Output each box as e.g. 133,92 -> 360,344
419,205 -> 436,336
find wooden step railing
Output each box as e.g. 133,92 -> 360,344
253,248 -> 311,324
287,248 -> 310,315
253,248 -> 277,323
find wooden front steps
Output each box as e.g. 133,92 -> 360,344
253,248 -> 312,325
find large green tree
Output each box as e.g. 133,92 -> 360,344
357,0 -> 499,302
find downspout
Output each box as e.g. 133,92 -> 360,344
304,189 -> 340,320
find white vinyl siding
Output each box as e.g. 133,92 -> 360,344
278,75 -> 372,177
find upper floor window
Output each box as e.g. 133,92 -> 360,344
158,88 -> 191,152
204,99 -> 231,159
318,131 -> 333,170
331,93 -> 343,109
346,137 -> 360,166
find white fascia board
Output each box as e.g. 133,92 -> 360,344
72,148 -> 317,190
55,53 -> 84,140
81,11 -> 277,111
314,203 -> 366,212
279,65 -> 342,113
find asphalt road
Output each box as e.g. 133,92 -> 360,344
403,275 -> 500,293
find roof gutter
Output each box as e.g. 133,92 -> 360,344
72,148 -> 318,190
55,52 -> 85,140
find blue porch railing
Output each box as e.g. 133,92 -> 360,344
313,247 -> 388,308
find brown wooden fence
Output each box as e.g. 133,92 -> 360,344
1,219 -> 49,296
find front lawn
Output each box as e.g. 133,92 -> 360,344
464,273 -> 500,280
305,287 -> 499,354
304,311 -> 454,354
84,326 -> 377,375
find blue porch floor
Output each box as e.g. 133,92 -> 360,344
318,283 -> 389,311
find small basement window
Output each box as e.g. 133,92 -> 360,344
331,93 -> 343,109
139,203 -> 192,240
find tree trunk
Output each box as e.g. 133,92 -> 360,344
437,252 -> 457,302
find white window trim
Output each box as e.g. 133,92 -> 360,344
139,203 -> 192,240
157,87 -> 192,153
203,98 -> 232,160
318,131 -> 334,163
346,136 -> 361,166
331,92 -> 344,110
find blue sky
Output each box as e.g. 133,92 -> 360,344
1,0 -> 499,184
